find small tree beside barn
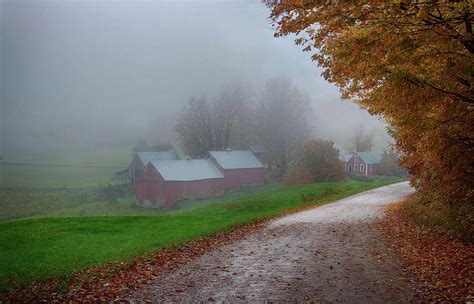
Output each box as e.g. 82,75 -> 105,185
284,139 -> 346,184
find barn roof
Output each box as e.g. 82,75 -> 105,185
137,151 -> 179,166
249,144 -> 267,154
150,159 -> 224,181
209,150 -> 264,170
339,154 -> 353,162
357,151 -> 383,164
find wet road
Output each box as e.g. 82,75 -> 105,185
130,182 -> 418,303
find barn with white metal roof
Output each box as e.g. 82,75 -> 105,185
208,150 -> 265,192
135,150 -> 265,208
136,159 -> 225,208
129,150 -> 180,184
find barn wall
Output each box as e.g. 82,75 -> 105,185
221,168 -> 265,191
162,179 -> 224,208
136,165 -> 165,207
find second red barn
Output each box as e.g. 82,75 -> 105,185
208,150 -> 264,191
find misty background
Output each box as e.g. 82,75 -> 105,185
0,0 -> 391,164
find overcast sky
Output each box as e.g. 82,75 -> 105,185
0,0 -> 390,159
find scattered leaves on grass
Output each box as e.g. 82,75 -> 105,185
1,192 -> 368,302
1,221 -> 267,302
379,196 -> 474,302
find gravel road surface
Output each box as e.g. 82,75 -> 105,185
130,182 -> 418,303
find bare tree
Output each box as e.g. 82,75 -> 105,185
175,84 -> 250,157
351,123 -> 374,152
254,77 -> 312,172
212,84 -> 250,150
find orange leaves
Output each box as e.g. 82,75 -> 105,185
269,1 -> 474,208
380,198 -> 474,302
1,222 -> 266,302
284,139 -> 346,184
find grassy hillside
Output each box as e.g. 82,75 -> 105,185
0,179 -> 400,292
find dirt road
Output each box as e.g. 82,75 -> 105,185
130,182 -> 419,303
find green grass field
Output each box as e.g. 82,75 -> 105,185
0,144 -> 132,189
0,163 -> 125,188
0,184 -> 286,222
0,179 -> 401,293
4,145 -> 131,167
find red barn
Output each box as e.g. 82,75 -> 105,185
346,151 -> 383,176
208,150 -> 265,191
136,159 -> 224,208
135,150 -> 265,208
128,151 -> 179,184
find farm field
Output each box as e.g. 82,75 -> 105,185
0,144 -> 132,188
2,145 -> 131,167
0,163 -> 125,188
0,183 -> 285,222
0,178 -> 402,293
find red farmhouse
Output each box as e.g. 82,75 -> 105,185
136,150 -> 265,208
345,151 -> 383,176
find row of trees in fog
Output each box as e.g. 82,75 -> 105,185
175,77 -> 312,172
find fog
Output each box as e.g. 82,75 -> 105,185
0,0 -> 390,162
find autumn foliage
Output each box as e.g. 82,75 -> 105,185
285,139 -> 346,184
380,199 -> 474,302
269,1 -> 473,206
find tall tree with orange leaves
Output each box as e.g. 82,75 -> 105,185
268,1 -> 473,206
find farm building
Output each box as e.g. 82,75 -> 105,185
339,154 -> 353,171
346,151 -> 383,176
135,150 -> 265,208
248,144 -> 268,167
209,150 -> 265,191
129,150 -> 179,184
136,159 -> 224,208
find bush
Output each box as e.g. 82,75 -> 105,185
284,139 -> 346,184
406,197 -> 474,243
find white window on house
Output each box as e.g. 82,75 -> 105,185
354,164 -> 359,172
355,155 -> 359,162
360,164 -> 365,173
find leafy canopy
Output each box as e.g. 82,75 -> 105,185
269,0 -> 473,205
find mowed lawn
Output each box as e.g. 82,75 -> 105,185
0,179 -> 400,292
